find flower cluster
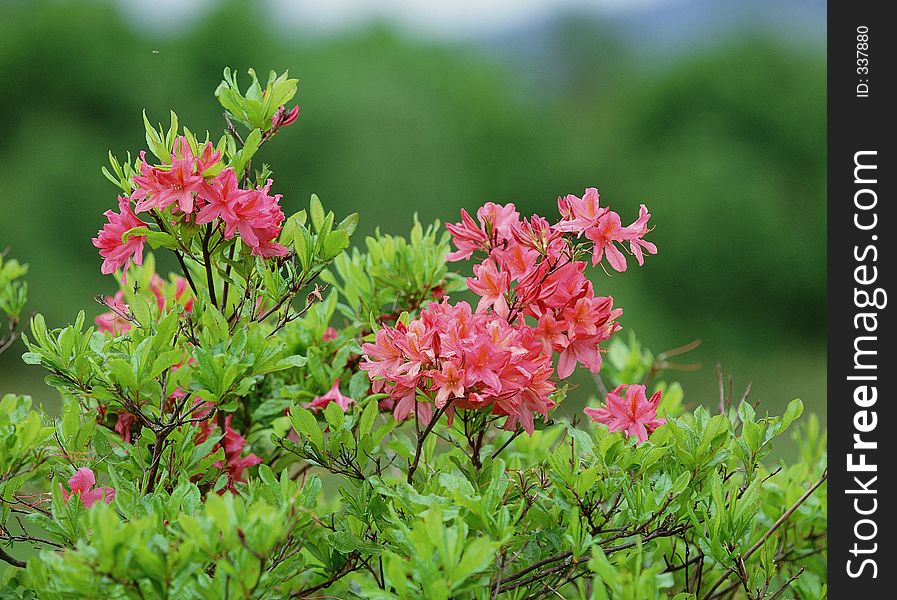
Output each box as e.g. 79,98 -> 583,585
584,384 -> 665,444
447,193 -> 649,377
555,187 -> 656,272
92,135 -> 288,275
362,189 -> 655,432
59,467 -> 116,508
362,300 -> 556,433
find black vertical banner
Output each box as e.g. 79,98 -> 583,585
828,1 -> 894,595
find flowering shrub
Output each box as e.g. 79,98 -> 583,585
0,69 -> 826,599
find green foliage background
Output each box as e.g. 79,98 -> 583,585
0,0 -> 825,429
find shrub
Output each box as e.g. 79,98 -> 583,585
0,68 -> 826,599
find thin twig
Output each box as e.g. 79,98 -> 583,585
407,402 -> 452,484
0,547 -> 25,568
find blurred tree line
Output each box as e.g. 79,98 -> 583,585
0,0 -> 824,419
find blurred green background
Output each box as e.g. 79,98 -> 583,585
0,0 -> 825,429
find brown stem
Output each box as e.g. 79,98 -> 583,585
221,243 -> 236,313
490,428 -> 523,460
407,402 -> 451,484
144,428 -> 172,494
0,547 -> 26,569
202,224 -> 218,308
147,211 -> 198,295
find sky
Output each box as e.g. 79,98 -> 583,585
118,0 -> 680,38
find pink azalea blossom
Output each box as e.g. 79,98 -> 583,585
584,384 -> 665,444
369,188 -> 656,432
92,196 -> 148,275
60,468 -> 116,508
432,361 -> 465,407
555,188 -> 656,272
557,335 -> 606,379
272,105 -> 300,129
467,262 -> 510,317
305,379 -> 355,412
131,138 -> 217,214
362,300 -> 556,433
322,326 -> 339,342
445,209 -> 488,261
555,187 -> 608,233
623,204 -> 658,266
195,168 -> 248,228
216,178 -> 288,257
445,202 -> 520,261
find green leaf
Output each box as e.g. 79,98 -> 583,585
324,400 -> 345,431
258,464 -> 277,487
358,398 -> 378,438
109,358 -> 138,390
276,354 -> 307,368
290,406 -> 323,448
21,352 -> 42,365
327,531 -> 380,555
452,538 -> 497,586
309,194 -> 325,232
233,128 -> 262,174
322,229 -> 350,260
338,212 -> 359,236
780,399 -> 804,431
670,471 -> 691,496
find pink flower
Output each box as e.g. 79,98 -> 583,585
226,179 -> 289,258
361,300 -> 556,433
195,168 -> 248,228
555,187 -> 608,233
272,105 -> 300,129
194,141 -> 223,176
584,384 -> 666,444
131,138 -> 213,214
322,327 -> 338,342
584,211 -> 628,271
446,209 -> 488,261
60,468 -> 116,508
432,360 -> 465,408
305,380 -> 355,412
556,188 -> 656,272
467,261 -> 510,317
446,203 -> 521,261
92,196 -> 148,275
623,204 -> 658,266
557,335 -> 605,379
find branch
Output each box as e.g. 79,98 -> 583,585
701,470 -> 827,600
407,401 -> 452,484
0,546 -> 26,569
769,567 -> 806,600
147,211 -> 198,296
201,224 -> 218,308
289,555 -> 362,598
